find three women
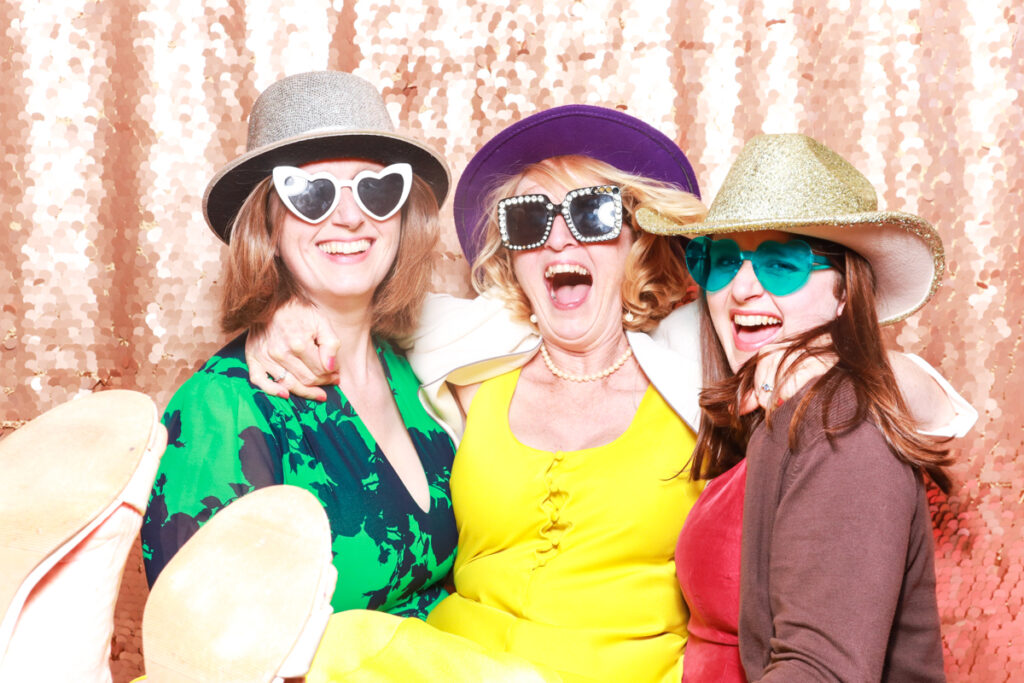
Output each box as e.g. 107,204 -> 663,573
0,70 -> 974,682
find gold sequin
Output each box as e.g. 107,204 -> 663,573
0,2 -> 1017,680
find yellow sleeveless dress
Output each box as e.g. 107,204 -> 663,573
308,369 -> 702,682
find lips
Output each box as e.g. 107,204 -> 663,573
732,311 -> 782,351
544,262 -> 592,308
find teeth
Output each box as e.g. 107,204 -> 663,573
733,313 -> 781,327
319,239 -> 370,255
545,264 -> 590,279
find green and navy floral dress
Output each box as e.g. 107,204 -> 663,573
141,334 -> 457,619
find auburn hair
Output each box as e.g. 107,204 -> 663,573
470,155 -> 706,333
690,236 -> 952,492
219,173 -> 440,342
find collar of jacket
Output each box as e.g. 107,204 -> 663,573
407,292 -> 702,444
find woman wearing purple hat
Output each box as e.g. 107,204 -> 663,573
248,107 -> 974,681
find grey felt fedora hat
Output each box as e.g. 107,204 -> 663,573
203,71 -> 450,242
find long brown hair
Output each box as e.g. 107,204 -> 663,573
691,236 -> 952,492
219,173 -> 440,342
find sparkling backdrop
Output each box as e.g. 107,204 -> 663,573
0,2 -> 1019,681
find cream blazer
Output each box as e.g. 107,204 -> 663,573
405,292 -> 977,445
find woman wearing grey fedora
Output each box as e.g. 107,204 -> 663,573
646,135 -> 955,681
139,70 -> 462,622
247,109 -> 974,681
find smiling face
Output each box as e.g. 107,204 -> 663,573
705,230 -> 845,372
276,158 -> 402,310
509,171 -> 634,351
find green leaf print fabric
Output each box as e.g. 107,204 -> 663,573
141,334 -> 457,619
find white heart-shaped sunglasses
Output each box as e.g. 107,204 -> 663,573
272,163 -> 413,224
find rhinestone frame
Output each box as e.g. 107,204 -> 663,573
496,185 -> 623,250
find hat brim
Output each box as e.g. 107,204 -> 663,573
203,129 -> 450,243
636,208 -> 944,325
453,105 -> 700,264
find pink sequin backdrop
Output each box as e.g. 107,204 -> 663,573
0,2 -> 1019,680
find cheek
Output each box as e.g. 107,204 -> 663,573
706,290 -> 727,318
705,292 -> 736,344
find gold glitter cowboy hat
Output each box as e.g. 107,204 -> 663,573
636,133 -> 944,324
204,71 -> 450,243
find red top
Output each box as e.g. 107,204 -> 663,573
675,459 -> 747,682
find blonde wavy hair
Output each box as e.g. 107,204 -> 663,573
221,173 -> 440,341
471,155 -> 707,332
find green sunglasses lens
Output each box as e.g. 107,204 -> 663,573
686,237 -> 827,296
685,236 -> 742,291
684,236 -> 712,287
752,239 -> 815,295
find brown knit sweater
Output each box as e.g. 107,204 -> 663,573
738,381 -> 945,682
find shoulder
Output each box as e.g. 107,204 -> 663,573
763,380 -> 921,497
165,334 -> 263,414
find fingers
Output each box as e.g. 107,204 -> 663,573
753,348 -> 836,410
739,389 -> 761,415
281,333 -> 331,384
246,351 -> 287,398
313,320 -> 342,373
278,374 -> 329,402
250,351 -> 330,402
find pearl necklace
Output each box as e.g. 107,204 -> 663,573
539,343 -> 633,382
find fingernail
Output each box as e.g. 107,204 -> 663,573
278,390 -> 289,399
326,357 -> 335,371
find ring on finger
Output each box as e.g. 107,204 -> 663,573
760,381 -> 773,393
273,370 -> 290,383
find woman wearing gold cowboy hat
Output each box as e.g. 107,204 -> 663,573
639,134 -> 956,681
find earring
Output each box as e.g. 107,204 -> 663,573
623,310 -> 635,323
529,313 -> 538,324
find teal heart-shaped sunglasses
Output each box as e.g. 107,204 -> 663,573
685,235 -> 833,296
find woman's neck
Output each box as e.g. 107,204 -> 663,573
539,326 -> 633,381
315,298 -> 378,385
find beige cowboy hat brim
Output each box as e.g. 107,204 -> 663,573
637,206 -> 944,325
204,127 -> 450,243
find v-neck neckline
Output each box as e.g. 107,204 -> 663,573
331,341 -> 433,515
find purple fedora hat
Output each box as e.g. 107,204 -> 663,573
453,104 -> 700,263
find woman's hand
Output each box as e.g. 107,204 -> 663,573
245,300 -> 340,401
741,344 -> 836,415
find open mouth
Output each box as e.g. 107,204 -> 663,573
545,263 -> 592,308
732,313 -> 782,349
318,239 -> 371,256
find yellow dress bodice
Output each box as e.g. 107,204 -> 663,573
426,369 -> 701,682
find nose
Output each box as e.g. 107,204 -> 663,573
544,212 -> 578,251
729,260 -> 764,300
328,188 -> 364,228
